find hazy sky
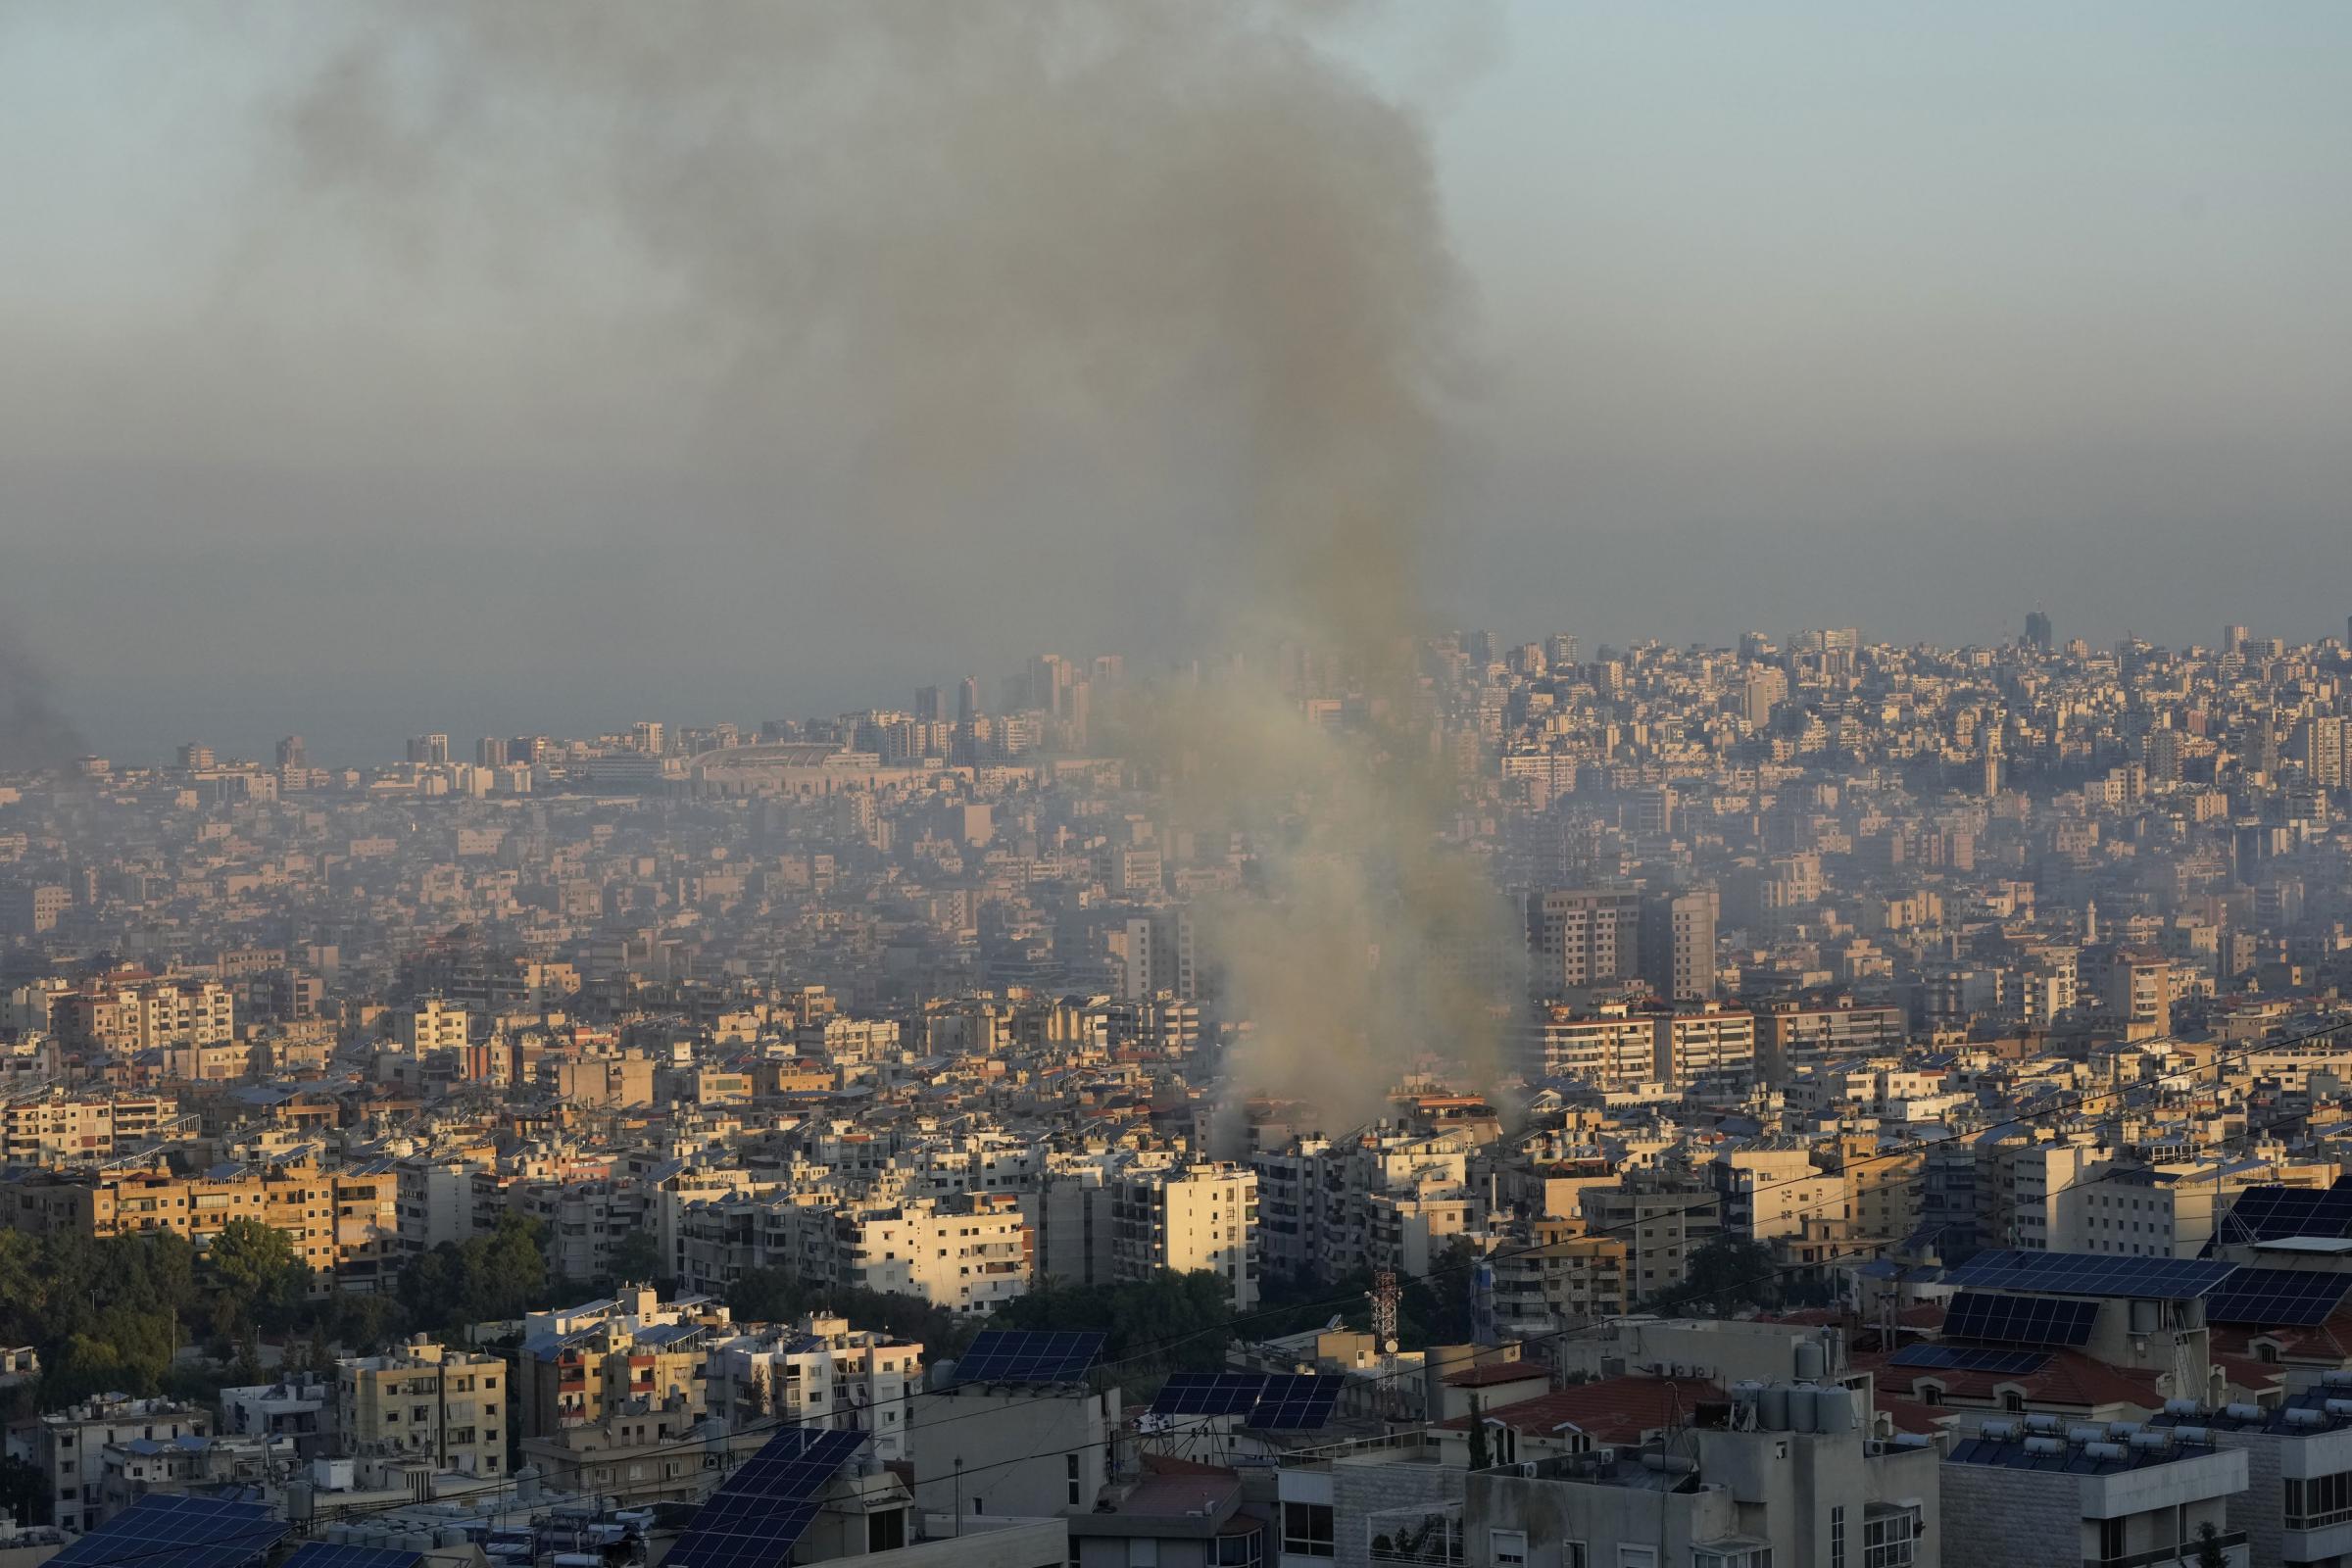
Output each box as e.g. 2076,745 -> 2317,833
5,2 -> 2350,762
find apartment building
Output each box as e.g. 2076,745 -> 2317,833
1525,889 -> 1642,994
338,1338 -> 506,1478
36,1396 -> 214,1534
0,1159 -> 400,1286
708,1313 -> 925,1462
54,977 -> 234,1054
1109,1161 -> 1258,1309
392,997 -> 472,1052
0,1089 -> 179,1167
515,1286 -> 731,1440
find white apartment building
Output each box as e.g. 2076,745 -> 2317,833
709,1313 -> 924,1462
1111,1160 -> 1258,1309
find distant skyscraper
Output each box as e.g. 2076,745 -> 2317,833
476,736 -> 510,767
2024,610 -> 2052,652
2225,624 -> 2251,655
407,733 -> 450,765
914,685 -> 945,723
178,743 -> 214,770
957,676 -> 982,723
275,736 -> 306,769
1526,888 -> 1642,994
1639,888 -> 1719,1001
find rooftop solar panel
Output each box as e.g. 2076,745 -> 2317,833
281,1544 -> 424,1568
2203,1267 -> 2352,1327
1887,1344 -> 2049,1376
951,1330 -> 1106,1386
2223,1183 -> 2352,1244
45,1494 -> 290,1568
1942,1291 -> 2100,1348
1246,1374 -> 1344,1429
1150,1372 -> 1268,1416
663,1426 -> 867,1568
1942,1250 -> 2236,1299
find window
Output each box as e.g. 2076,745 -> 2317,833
1830,1506 -> 1845,1568
2286,1470 -> 2352,1531
1283,1503 -> 1336,1559
1690,1550 -> 1769,1568
2094,1519 -> 2124,1565
1488,1532 -> 1527,1568
1564,1549 -> 1587,1568
1863,1506 -> 1920,1568
1129,1542 -> 1158,1568
1617,1550 -> 1656,1568
1214,1532 -> 1265,1568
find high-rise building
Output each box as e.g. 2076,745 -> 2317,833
475,735 -> 510,767
913,685 -> 945,723
275,735 -> 307,769
177,743 -> 215,770
2296,714 -> 2345,788
2024,609 -> 2053,652
407,733 -> 450,765
1639,888 -> 1719,1001
2225,624 -> 2251,655
1526,888 -> 1642,994
956,675 -> 982,723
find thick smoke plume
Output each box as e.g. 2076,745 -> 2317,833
0,621 -> 86,773
278,0 -> 1513,1132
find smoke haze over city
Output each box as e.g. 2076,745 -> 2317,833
6,2 -> 2352,760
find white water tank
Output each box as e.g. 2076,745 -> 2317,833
1815,1385 -> 1854,1435
1760,1384 -> 1789,1431
1793,1340 -> 1826,1383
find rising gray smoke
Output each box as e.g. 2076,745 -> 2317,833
274,0 -> 1512,1130
0,620 -> 86,773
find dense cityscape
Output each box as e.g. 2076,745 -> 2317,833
3,615 -> 2352,1568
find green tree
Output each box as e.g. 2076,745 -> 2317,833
1465,1395 -> 1490,1471
2192,1522 -> 2228,1568
607,1229 -> 666,1286
207,1218 -> 311,1336
459,1215 -> 548,1324
1644,1235 -> 1781,1317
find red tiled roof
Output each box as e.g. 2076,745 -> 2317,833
1438,1374 -> 1722,1445
1852,1347 -> 2161,1412
1445,1362 -> 1550,1389
1873,1393 -> 1955,1437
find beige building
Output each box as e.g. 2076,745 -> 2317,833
0,1090 -> 180,1167
393,997 -> 472,1052
55,977 -> 234,1054
1110,1160 -> 1258,1309
0,1159 -> 401,1288
338,1337 -> 507,1478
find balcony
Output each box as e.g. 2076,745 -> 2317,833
2083,1532 -> 2246,1568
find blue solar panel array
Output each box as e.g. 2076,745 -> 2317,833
950,1331 -> 1106,1386
281,1544 -> 423,1568
665,1427 -> 868,1568
1943,1250 -> 2236,1298
1889,1343 -> 2049,1376
1943,1291 -> 2099,1348
46,1494 -> 290,1568
2204,1267 -> 2352,1327
1246,1375 -> 1344,1429
1152,1372 -> 1268,1415
2223,1182 -> 2352,1244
